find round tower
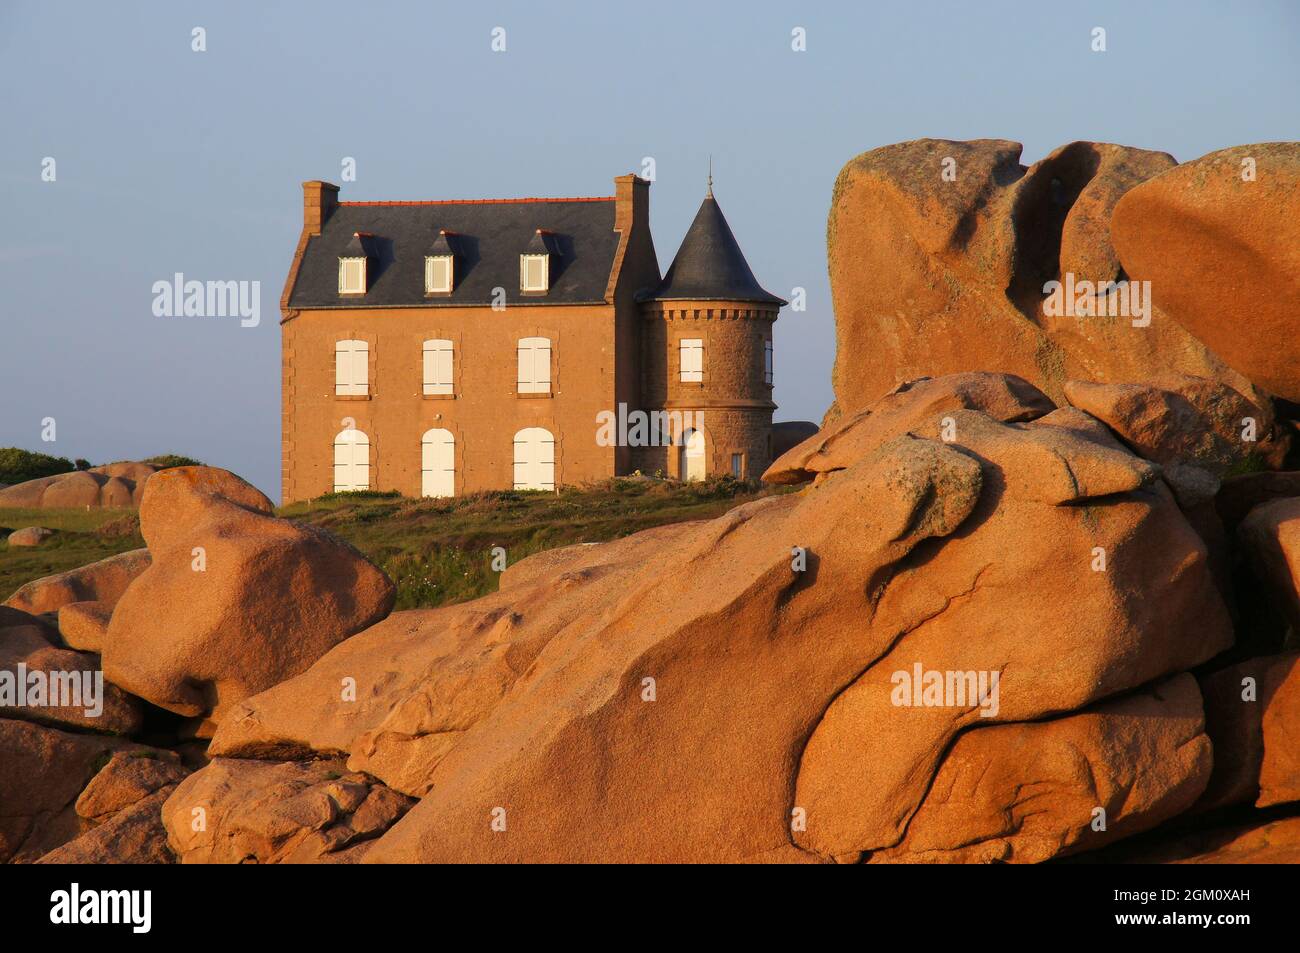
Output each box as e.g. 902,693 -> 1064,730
636,181 -> 786,480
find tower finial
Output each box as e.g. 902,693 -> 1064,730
707,155 -> 713,198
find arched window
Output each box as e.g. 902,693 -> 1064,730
513,427 -> 555,491
335,340 -> 369,395
517,337 -> 552,394
333,428 -> 370,492
423,339 -> 454,395
421,428 -> 455,498
680,428 -> 705,482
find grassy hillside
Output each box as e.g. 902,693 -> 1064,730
0,509 -> 144,598
1,477 -> 783,610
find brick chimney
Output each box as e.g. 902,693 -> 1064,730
613,173 -> 650,235
302,180 -> 340,236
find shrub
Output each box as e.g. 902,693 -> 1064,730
0,447 -> 75,485
141,454 -> 205,469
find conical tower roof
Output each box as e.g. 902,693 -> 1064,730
641,190 -> 785,306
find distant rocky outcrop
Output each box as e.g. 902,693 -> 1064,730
0,462 -> 160,509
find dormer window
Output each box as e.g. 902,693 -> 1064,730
338,231 -> 374,295
520,229 -> 556,293
425,229 -> 457,295
339,257 -> 366,294
520,254 -> 548,292
426,256 -> 454,294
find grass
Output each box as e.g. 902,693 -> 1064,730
280,476 -> 784,610
0,508 -> 144,598
1,476 -> 785,610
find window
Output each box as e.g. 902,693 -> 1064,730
680,338 -> 703,383
333,429 -> 370,492
422,339 -> 454,396
339,257 -> 366,294
764,339 -> 774,385
421,428 -> 455,498
335,340 -> 369,396
425,255 -> 454,294
513,427 -> 556,491
520,254 -> 549,292
731,453 -> 744,478
517,336 -> 552,394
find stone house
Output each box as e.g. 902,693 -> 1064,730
279,173 -> 784,501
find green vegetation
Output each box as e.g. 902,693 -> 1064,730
0,448 -> 204,487
0,509 -> 145,597
280,476 -> 783,610
0,448 -> 76,485
140,454 -> 205,469
1,477 -> 786,610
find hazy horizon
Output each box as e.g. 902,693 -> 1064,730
3,0 -> 1297,499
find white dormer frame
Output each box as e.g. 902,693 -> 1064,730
520,254 -> 549,293
339,257 -> 367,294
425,255 -> 454,294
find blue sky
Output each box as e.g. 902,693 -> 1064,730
2,0 -> 1297,498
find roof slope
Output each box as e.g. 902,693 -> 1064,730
288,199 -> 620,308
641,194 -> 785,305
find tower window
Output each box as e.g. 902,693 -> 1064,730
425,255 -> 454,294
680,338 -> 703,383
339,257 -> 367,294
764,339 -> 774,385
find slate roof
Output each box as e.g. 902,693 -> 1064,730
640,194 -> 786,306
288,198 -> 622,308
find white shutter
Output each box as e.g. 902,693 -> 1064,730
335,342 -> 349,393
536,339 -> 551,388
421,428 -> 455,498
517,341 -> 531,391
517,337 -> 551,393
336,340 -> 368,395
680,339 -> 703,382
513,428 -> 555,490
352,341 -> 368,391
423,339 -> 453,395
333,430 -> 370,492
